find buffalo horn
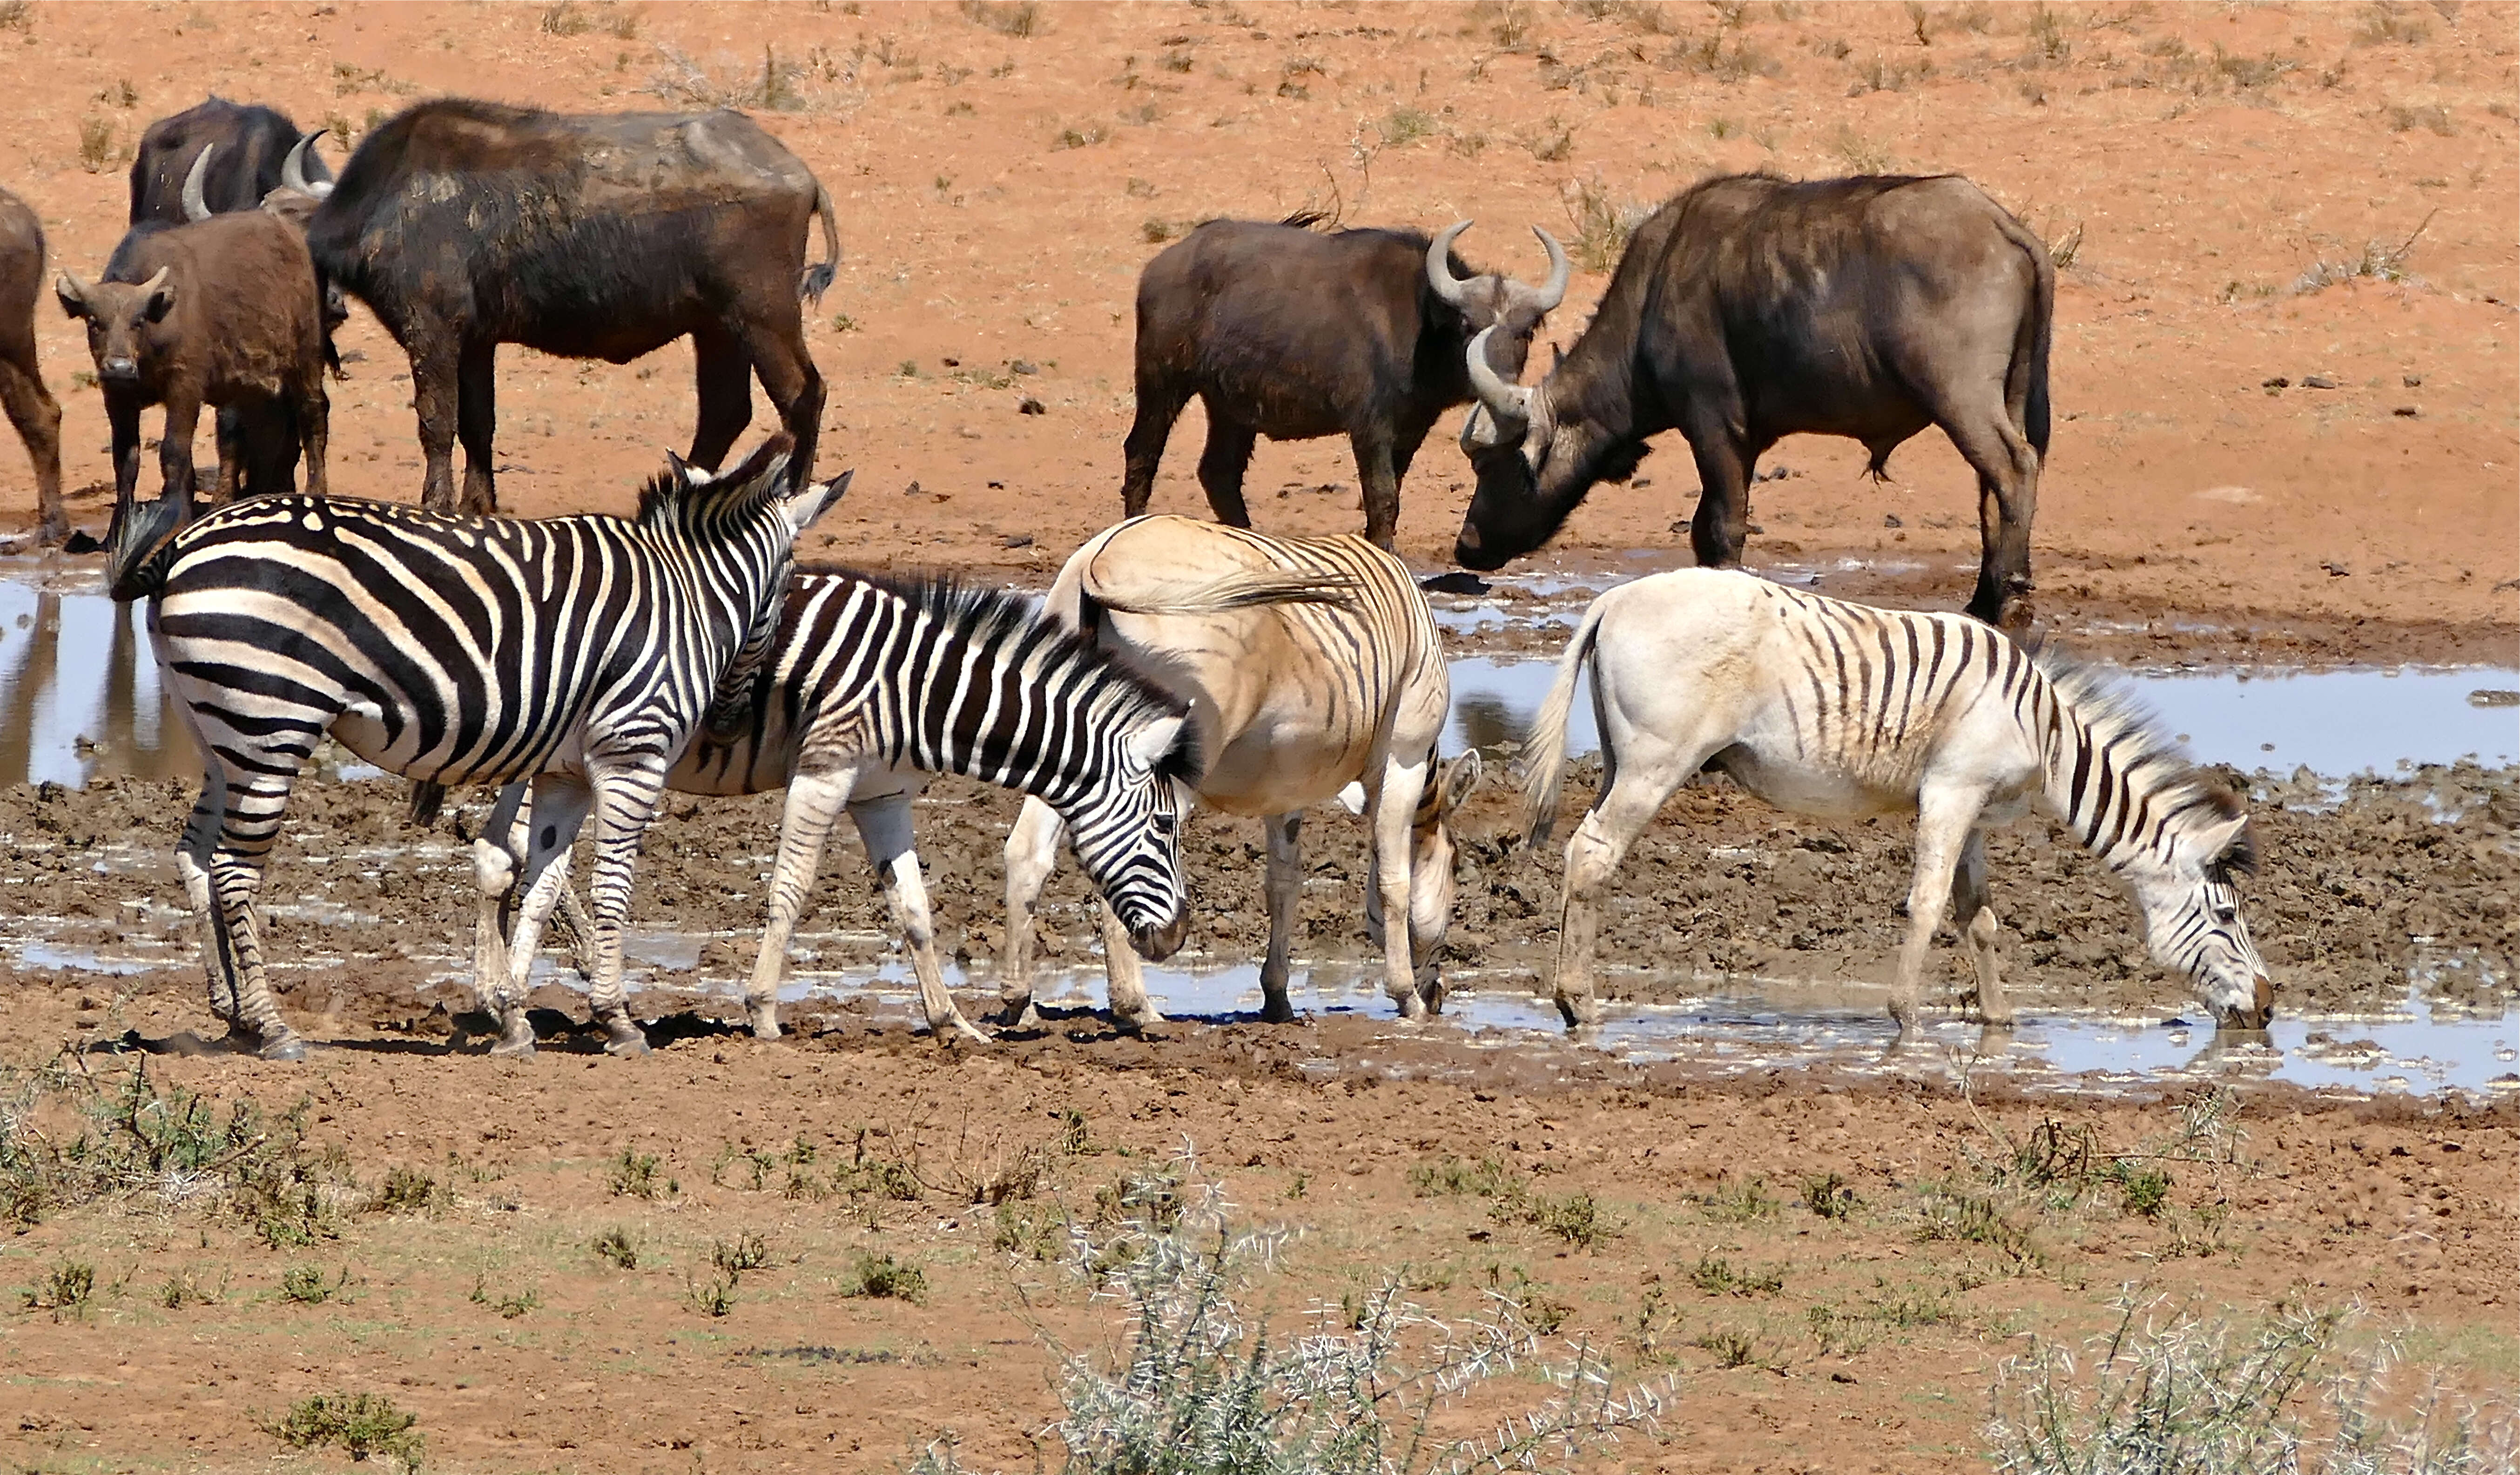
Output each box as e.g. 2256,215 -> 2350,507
1522,225 -> 1571,313
1425,219 -> 1479,309
139,266 -> 173,302
281,130 -> 335,199
181,144 -> 215,222
1465,323 -> 1534,427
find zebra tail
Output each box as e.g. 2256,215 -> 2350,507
1518,593 -> 1608,850
104,496 -> 188,602
1089,568 -> 1364,617
409,780 -> 449,828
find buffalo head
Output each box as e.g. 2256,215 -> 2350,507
1450,323 -> 1646,570
1423,220 -> 1570,345
56,267 -> 176,384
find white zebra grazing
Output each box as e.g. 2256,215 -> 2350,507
1519,569 -> 2275,1032
998,516 -> 1480,1028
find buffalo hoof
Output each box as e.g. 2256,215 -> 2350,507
1260,995 -> 1295,1025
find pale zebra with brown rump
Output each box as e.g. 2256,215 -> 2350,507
1519,569 -> 2275,1033
999,516 -> 1479,1029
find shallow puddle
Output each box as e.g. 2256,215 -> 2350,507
1444,656 -> 2520,776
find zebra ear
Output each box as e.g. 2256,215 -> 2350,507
783,469 -> 850,535
1125,713 -> 1190,775
2190,810 -> 2256,876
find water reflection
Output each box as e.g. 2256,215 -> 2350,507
0,573 -> 192,788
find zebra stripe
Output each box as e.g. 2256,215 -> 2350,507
149,436 -> 831,1058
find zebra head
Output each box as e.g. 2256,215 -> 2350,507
2127,799 -> 2274,1030
1066,711 -> 1200,962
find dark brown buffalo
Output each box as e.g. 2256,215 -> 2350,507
1453,173 -> 2054,629
1122,214 -> 1568,549
278,98 -> 840,515
56,208 -> 330,593
0,187 -> 64,546
130,96 -> 333,225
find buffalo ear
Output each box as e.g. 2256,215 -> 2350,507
139,267 -> 177,324
54,274 -> 89,320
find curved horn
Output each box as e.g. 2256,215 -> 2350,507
1524,225 -> 1571,312
139,266 -> 173,299
1465,323 -> 1533,426
181,144 -> 215,222
1425,219 -> 1478,309
281,130 -> 334,198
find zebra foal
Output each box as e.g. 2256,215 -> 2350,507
1520,569 -> 2275,1032
466,569 -> 1202,1044
999,516 -> 1481,1029
132,432 -> 842,1060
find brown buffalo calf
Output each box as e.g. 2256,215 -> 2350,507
0,187 -> 64,545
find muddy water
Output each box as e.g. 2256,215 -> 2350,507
0,567 -> 189,788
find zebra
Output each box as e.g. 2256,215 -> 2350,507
1518,568 -> 2275,1032
998,515 -> 1482,1030
461,567 -> 1206,1044
129,432 -> 842,1060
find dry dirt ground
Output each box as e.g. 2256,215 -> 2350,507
2,3 -> 2518,1472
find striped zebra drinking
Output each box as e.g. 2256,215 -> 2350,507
1518,569 -> 2275,1032
999,516 -> 1481,1029
465,568 -> 1202,1044
132,433 -> 842,1060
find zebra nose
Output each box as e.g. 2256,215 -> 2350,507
1130,911 -> 1188,963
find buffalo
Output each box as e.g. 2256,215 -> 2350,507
129,96 -> 333,225
276,98 -> 840,515
1453,173 -> 2054,630
0,187 -> 64,546
1121,213 -> 1569,549
57,177 -> 332,593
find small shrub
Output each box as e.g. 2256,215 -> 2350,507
469,1275 -> 540,1319
76,116 -> 117,173
280,1263 -> 338,1305
1409,1154 -> 1515,1199
1378,105 -> 1437,147
20,1260 -> 95,1318
1523,1188 -> 1616,1249
2112,1163 -> 2172,1218
1524,115 -> 1575,162
1687,1254 -> 1783,1298
0,2 -> 30,32
2292,212 -> 2433,294
1140,217 -> 1178,244
1624,1274 -> 1685,1366
366,1165 -> 445,1217
1697,1178 -> 1781,1224
1563,175 -> 1651,272
1051,122 -> 1107,150
712,1230 -> 771,1279
2354,0 -> 2430,45
1693,1327 -> 1757,1368
1831,123 -> 1891,174
2387,102 -> 2454,135
1801,1171 -> 1860,1219
1916,1188 -> 2040,1269
840,1250 -> 927,1303
960,0 -> 1042,37
686,1271 -> 736,1317
592,1227 -> 639,1270
993,1201 -> 1063,1261
158,1268 -> 221,1308
263,1392 -> 423,1468
829,312 -> 861,334
608,1146 -> 673,1199
540,0 -> 594,34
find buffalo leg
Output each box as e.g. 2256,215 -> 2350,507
741,323 -> 824,485
687,327 -> 754,473
106,390 -> 143,506
1681,416 -> 1755,571
157,393 -> 203,510
410,341 -> 462,515
296,369 -> 330,499
455,339 -> 499,517
1194,415 -> 1258,528
1933,401 -> 2041,629
212,404 -> 246,506
1119,377 -> 1187,519
1351,431 -> 1401,550
0,353 -> 63,544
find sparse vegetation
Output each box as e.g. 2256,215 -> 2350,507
959,0 -> 1042,38
263,1392 -> 423,1468
2355,0 -> 2432,45
0,1 -> 31,32
1052,121 -> 1109,150
20,1259 -> 95,1318
1377,105 -> 1437,148
540,0 -> 638,37
366,1165 -> 446,1217
839,1249 -> 928,1302
712,1230 -> 771,1278
280,1263 -> 340,1305
1916,1186 -> 2041,1270
469,1274 -> 539,1319
75,115 -> 117,173
592,1227 -> 639,1270
1687,1254 -> 1784,1298
607,1145 -> 674,1199
2292,211 -> 2434,293
1801,1171 -> 1861,1219
1563,175 -> 1651,272
1696,1178 -> 1782,1224
2388,101 -> 2455,135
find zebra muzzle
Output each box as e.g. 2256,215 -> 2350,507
1129,911 -> 1189,963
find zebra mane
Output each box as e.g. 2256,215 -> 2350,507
636,435 -> 795,527
2034,647 -> 2258,875
846,568 -> 1204,783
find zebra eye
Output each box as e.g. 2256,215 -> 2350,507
2213,905 -> 2237,925
1152,813 -> 1176,835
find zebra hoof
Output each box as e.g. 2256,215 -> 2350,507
990,1002 -> 1041,1030
487,1035 -> 537,1059
1260,997 -> 1294,1025
747,1008 -> 782,1041
258,1035 -> 308,1063
603,1027 -> 652,1058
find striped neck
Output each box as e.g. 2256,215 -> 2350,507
2033,660 -> 2224,875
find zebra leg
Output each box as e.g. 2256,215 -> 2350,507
1258,811 -> 1303,1024
1948,828 -> 2012,1026
743,769 -> 856,1041
995,797 -> 1066,1028
1368,755 -> 1432,1020
493,775 -> 594,1057
1555,768 -> 1675,1029
854,793 -> 989,1045
1094,897 -> 1165,1030
1890,787 -> 1981,1032
175,777 -> 240,1030
576,764 -> 673,1057
205,771 -> 309,1060
469,782 -> 532,1017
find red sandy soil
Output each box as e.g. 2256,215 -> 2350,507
0,0 -> 2512,651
